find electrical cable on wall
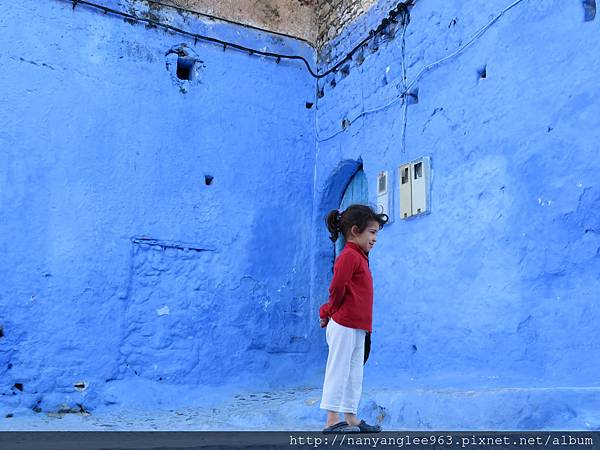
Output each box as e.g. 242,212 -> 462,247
399,9 -> 409,154
317,0 -> 527,142
60,0 -> 525,142
61,0 -> 412,79
66,0 -> 324,76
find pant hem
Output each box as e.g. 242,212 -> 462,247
319,403 -> 357,414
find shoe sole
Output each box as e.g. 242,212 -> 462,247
322,424 -> 361,434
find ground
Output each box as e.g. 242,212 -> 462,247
0,386 -> 328,431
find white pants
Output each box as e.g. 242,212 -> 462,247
320,318 -> 366,414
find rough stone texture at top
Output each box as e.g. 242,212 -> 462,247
162,0 -> 317,43
146,0 -> 375,47
316,0 -> 377,48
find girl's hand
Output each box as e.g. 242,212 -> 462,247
320,318 -> 329,328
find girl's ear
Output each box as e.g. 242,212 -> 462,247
350,225 -> 359,237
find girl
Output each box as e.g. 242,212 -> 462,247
319,204 -> 389,434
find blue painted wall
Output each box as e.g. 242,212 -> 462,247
2,0 -> 600,430
0,0 -> 316,413
311,0 -> 600,429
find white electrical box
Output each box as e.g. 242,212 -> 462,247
399,163 -> 412,219
376,170 -> 391,220
399,156 -> 431,219
411,157 -> 431,215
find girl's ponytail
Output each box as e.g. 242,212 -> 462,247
325,209 -> 342,242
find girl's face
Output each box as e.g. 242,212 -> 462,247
347,220 -> 380,254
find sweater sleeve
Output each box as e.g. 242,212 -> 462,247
319,251 -> 359,319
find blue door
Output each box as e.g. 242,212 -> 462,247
335,169 -> 368,258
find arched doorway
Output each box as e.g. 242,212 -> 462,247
335,168 -> 368,258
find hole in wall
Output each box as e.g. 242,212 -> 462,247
0,326 -> 3,338
204,175 -> 214,186
478,65 -> 487,80
305,102 -> 314,109
166,44 -> 203,89
582,0 -> 596,21
340,64 -> 350,79
176,56 -> 195,80
329,77 -> 337,89
341,118 -> 350,130
317,85 -> 325,99
13,383 -> 23,392
407,87 -> 419,105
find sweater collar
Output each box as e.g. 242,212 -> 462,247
345,241 -> 369,262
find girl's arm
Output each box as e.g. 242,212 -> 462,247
319,252 -> 359,319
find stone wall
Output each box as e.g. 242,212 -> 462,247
316,0 -> 376,48
162,0 -> 317,43
156,0 -> 381,48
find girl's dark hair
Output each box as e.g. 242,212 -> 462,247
325,204 -> 389,243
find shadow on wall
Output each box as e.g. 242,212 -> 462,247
319,159 -> 364,218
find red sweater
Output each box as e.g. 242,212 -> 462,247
319,241 -> 374,332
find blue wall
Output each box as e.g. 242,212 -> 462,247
0,0 -> 316,413
2,0 -> 600,430
311,0 -> 600,428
